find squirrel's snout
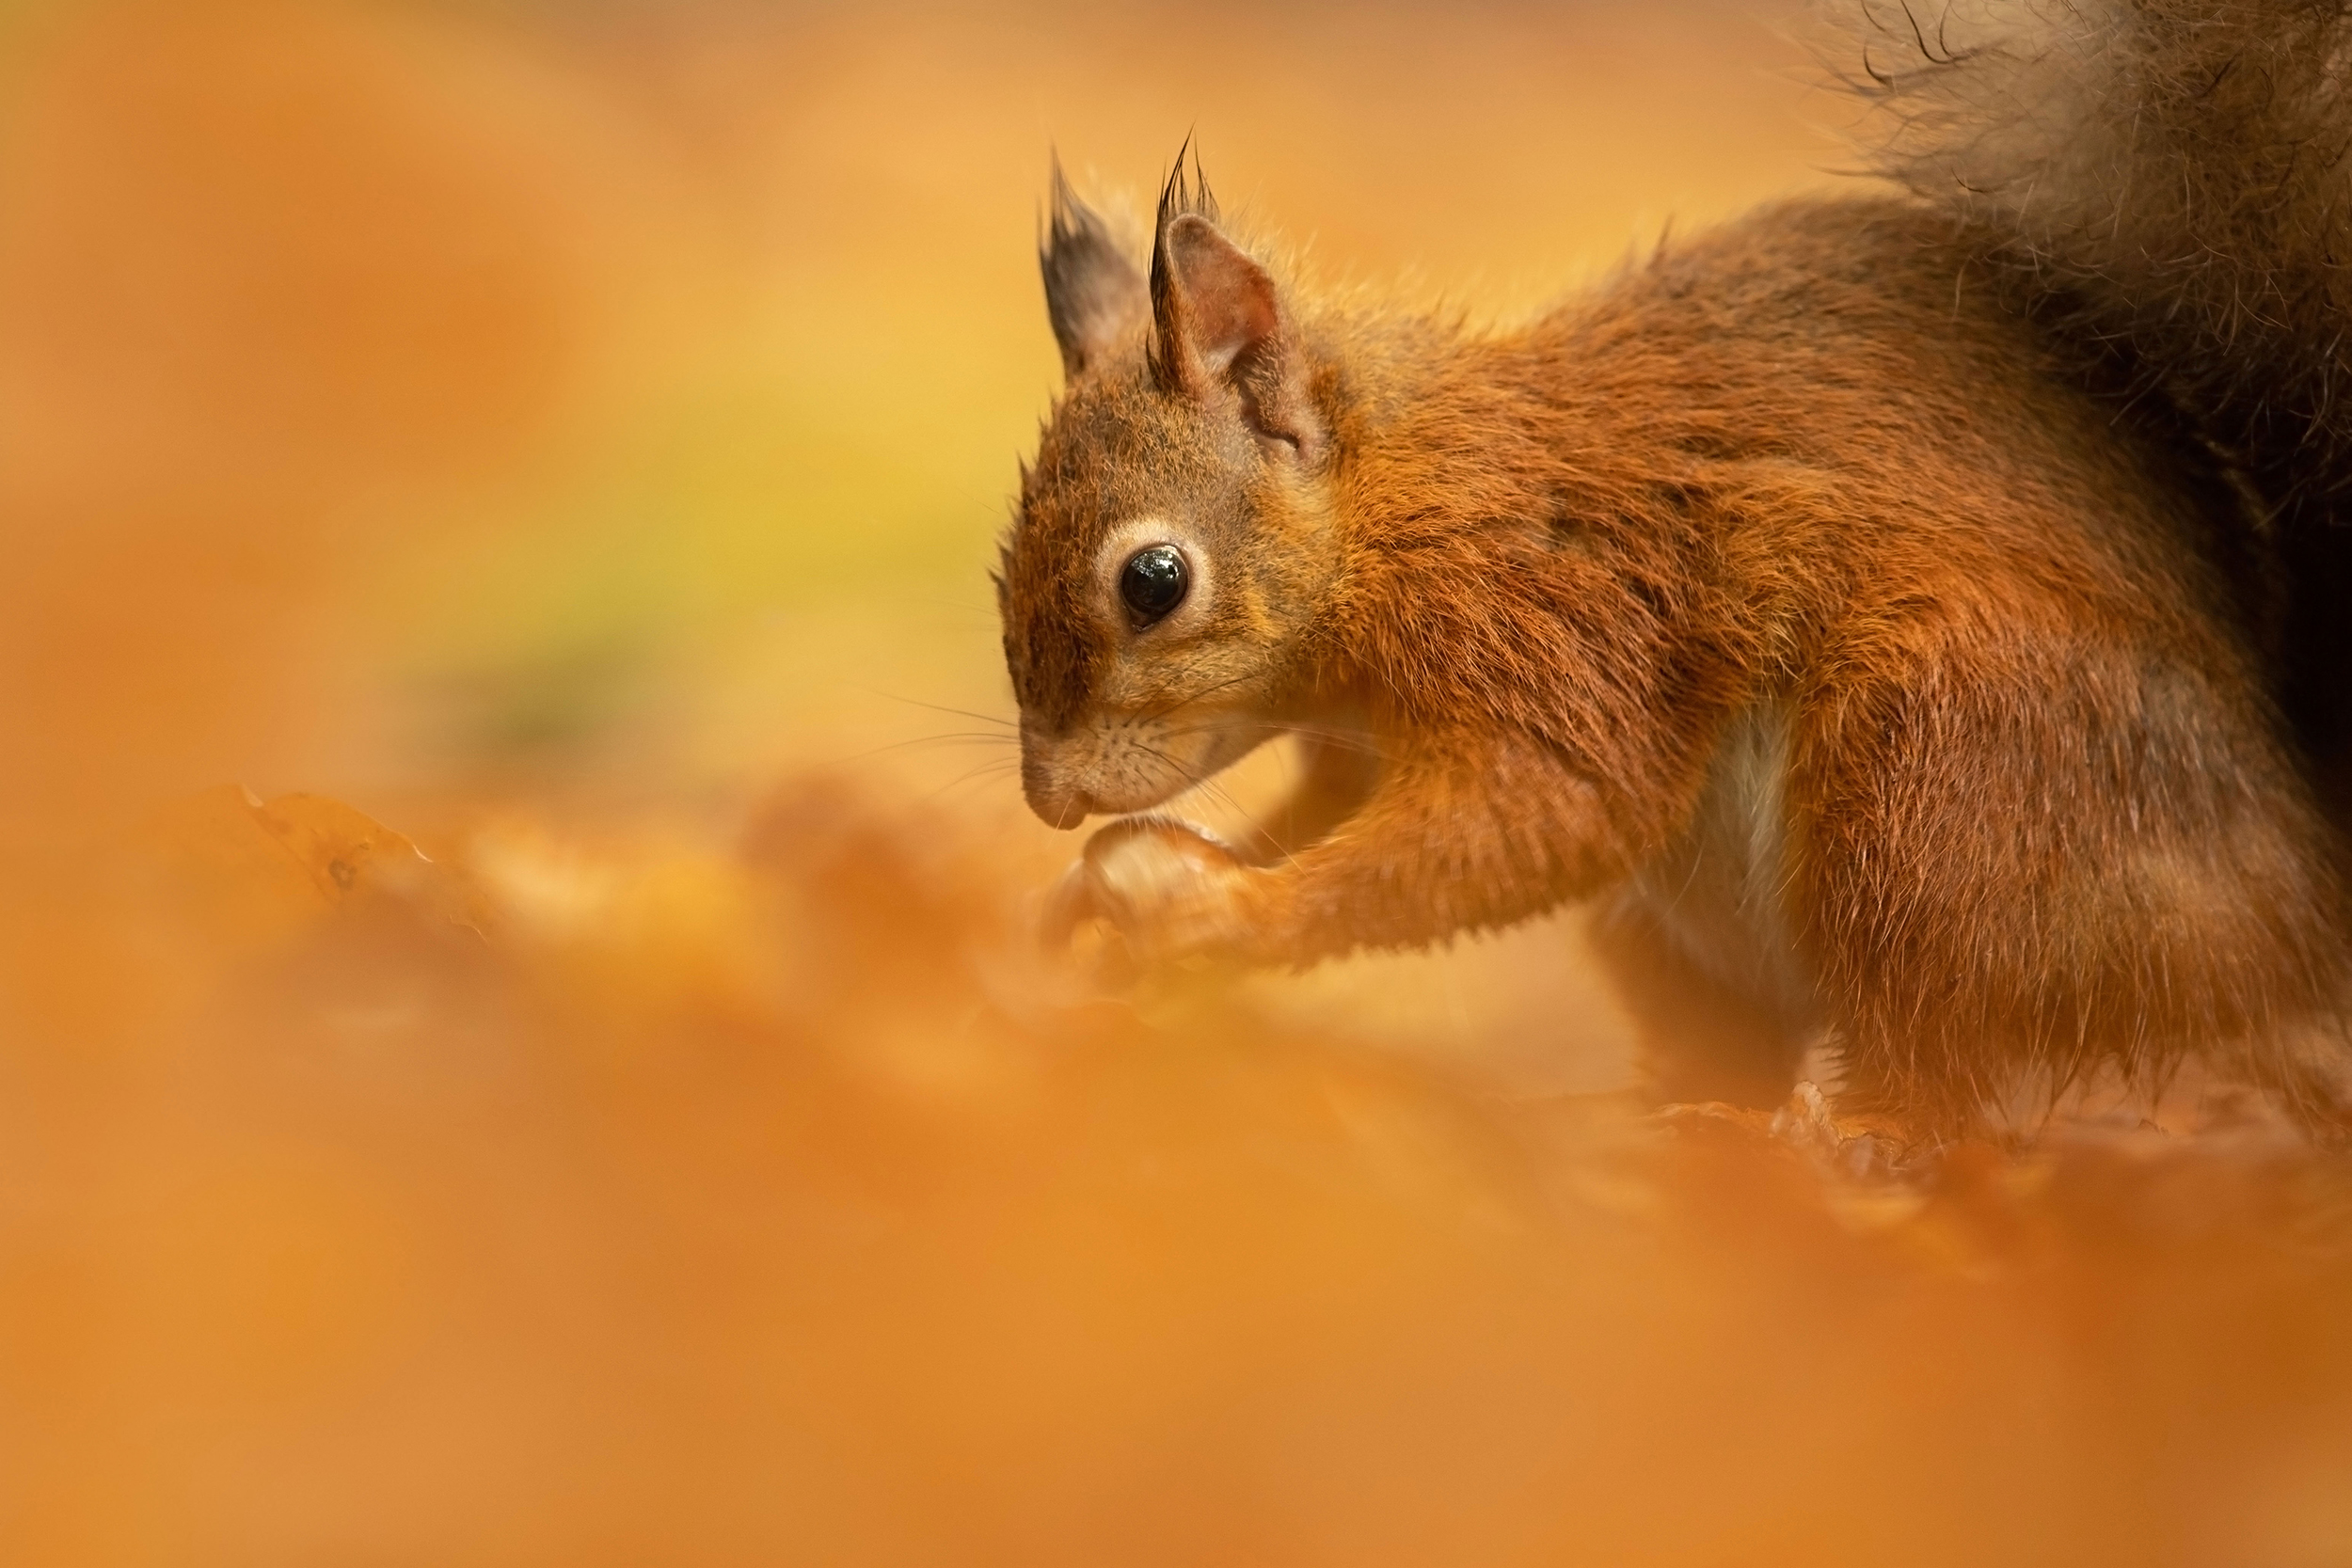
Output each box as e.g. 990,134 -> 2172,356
1021,746 -> 1094,830
1025,784 -> 1093,831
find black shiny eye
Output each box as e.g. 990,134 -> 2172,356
1119,545 -> 1189,626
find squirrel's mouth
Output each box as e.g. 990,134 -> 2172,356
1023,766 -> 1195,830
1019,736 -> 1205,830
1019,707 -> 1279,830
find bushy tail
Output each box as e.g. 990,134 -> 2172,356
1849,0 -> 2352,526
1846,0 -> 2352,796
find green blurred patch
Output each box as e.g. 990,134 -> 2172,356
387,278 -> 1055,763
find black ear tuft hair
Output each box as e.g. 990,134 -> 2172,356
1152,135 -> 1219,234
1041,153 -> 1148,379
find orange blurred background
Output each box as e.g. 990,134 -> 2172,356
6,3 -> 2352,1564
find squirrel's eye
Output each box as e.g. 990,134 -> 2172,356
1119,545 -> 1189,627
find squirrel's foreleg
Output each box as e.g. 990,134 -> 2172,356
1055,722 -> 1625,971
1232,723 -> 1631,965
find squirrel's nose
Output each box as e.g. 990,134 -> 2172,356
1021,752 -> 1094,830
1025,782 -> 1094,831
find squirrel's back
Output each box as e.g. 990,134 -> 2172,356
1852,0 -> 2352,804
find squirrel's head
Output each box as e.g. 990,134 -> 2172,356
998,155 -> 1340,830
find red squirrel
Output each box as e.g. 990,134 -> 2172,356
994,0 -> 2352,1137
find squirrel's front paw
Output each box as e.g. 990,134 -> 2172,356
1042,817 -> 1260,974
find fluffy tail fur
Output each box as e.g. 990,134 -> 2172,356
1847,0 -> 2352,783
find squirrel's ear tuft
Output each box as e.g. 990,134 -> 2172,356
1148,148 -> 1319,457
1041,157 -> 1147,379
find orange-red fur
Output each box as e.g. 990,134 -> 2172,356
998,12 -> 2352,1137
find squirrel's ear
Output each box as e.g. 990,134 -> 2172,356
1041,161 -> 1147,379
1149,187 -> 1318,457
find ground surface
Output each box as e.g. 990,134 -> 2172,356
6,782 -> 2350,1565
